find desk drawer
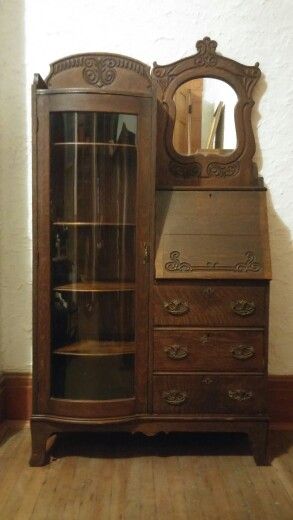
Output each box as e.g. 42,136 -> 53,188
154,283 -> 266,327
154,329 -> 265,372
153,374 -> 266,415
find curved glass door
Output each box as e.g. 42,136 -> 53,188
50,111 -> 137,400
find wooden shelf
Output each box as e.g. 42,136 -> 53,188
53,142 -> 136,148
53,221 -> 135,227
53,340 -> 135,357
54,281 -> 135,292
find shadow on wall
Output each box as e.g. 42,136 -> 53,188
0,0 -> 32,372
266,192 -> 293,374
253,72 -> 293,374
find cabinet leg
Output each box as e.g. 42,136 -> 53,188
29,421 -> 53,466
248,423 -> 269,466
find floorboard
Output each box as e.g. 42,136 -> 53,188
0,422 -> 292,520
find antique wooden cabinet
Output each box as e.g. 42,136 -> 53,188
31,38 -> 271,466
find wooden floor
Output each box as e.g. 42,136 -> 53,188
0,422 -> 293,519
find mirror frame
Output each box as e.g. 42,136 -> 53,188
152,37 -> 261,187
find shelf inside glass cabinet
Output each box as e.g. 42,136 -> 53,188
54,281 -> 135,292
50,110 -> 137,402
53,222 -> 136,227
53,340 -> 135,356
53,142 -> 136,148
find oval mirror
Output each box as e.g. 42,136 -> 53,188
172,78 -> 238,156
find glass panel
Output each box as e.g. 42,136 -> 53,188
173,78 -> 237,156
50,112 -> 137,400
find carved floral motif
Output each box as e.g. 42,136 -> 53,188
207,162 -> 240,178
169,160 -> 201,178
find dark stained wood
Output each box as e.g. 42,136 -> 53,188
45,53 -> 152,94
154,329 -> 265,372
154,281 -> 267,327
152,36 -> 261,188
152,374 -> 267,415
155,190 -> 271,280
32,42 -> 271,468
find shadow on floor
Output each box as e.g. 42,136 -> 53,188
49,431 -> 252,461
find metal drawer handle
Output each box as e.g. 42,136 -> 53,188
228,390 -> 253,401
163,299 -> 190,315
165,344 -> 189,360
231,345 -> 255,360
231,299 -> 256,316
162,390 -> 188,405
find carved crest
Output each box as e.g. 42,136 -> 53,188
195,37 -> 218,66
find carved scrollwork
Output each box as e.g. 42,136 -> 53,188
231,299 -> 256,316
169,160 -> 201,178
163,299 -> 190,316
164,344 -> 189,360
165,251 -> 261,273
207,162 -> 240,178
231,345 -> 255,360
83,57 -> 117,87
228,389 -> 253,401
195,37 -> 218,67
163,390 -> 188,406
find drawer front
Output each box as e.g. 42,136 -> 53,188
153,374 -> 266,415
154,283 -> 266,327
154,329 -> 265,372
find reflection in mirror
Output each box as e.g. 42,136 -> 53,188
173,78 -> 238,156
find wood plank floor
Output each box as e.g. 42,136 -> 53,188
0,422 -> 293,520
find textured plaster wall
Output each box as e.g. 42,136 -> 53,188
0,0 -> 293,373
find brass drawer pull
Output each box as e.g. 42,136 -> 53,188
231,345 -> 255,360
201,376 -> 214,385
162,390 -> 188,405
231,299 -> 255,316
228,389 -> 253,401
163,299 -> 190,315
165,344 -> 189,360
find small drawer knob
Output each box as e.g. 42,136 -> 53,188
231,299 -> 255,316
162,390 -> 188,405
202,287 -> 215,298
165,344 -> 189,360
231,345 -> 255,360
201,376 -> 214,385
163,299 -> 190,316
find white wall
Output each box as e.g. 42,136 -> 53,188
0,0 -> 293,374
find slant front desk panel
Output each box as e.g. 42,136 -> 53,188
31,38 -> 271,466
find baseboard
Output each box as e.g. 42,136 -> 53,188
4,372 -> 32,420
2,373 -> 293,429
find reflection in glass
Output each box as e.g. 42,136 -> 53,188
50,112 -> 137,400
173,78 -> 238,156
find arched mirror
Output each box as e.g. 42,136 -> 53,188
153,37 -> 261,186
173,78 -> 238,156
